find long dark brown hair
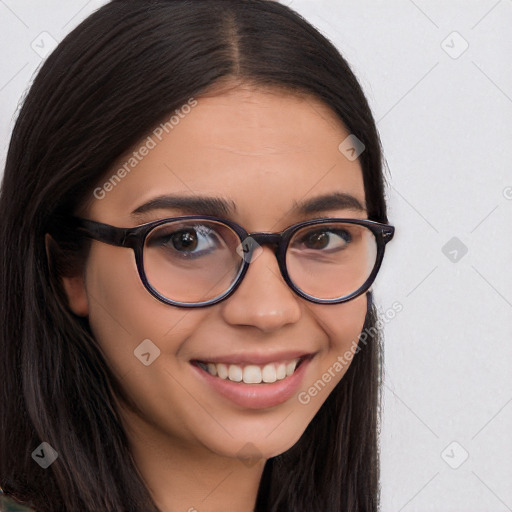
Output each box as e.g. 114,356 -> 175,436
0,1 -> 389,510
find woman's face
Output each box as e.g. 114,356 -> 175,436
64,84 -> 368,462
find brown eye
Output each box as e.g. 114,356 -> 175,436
297,229 -> 352,251
146,223 -> 222,259
172,230 -> 198,251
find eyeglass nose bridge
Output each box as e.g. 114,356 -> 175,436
239,232 -> 284,262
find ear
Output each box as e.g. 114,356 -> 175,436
45,233 -> 90,317
61,274 -> 90,317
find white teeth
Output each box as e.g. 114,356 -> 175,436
228,365 -> 243,382
262,364 -> 277,383
200,358 -> 301,383
286,361 -> 297,376
243,365 -> 261,384
216,363 -> 228,379
276,363 -> 287,380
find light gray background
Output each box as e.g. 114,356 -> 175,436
1,1 -> 511,511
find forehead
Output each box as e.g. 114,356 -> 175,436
86,86 -> 366,229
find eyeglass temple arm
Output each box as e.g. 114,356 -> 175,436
70,217 -> 138,248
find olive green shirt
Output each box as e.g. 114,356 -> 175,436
0,490 -> 35,511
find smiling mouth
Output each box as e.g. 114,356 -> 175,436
192,356 -> 309,384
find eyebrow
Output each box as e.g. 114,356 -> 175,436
130,191 -> 366,219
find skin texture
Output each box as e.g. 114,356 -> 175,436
63,83 -> 369,512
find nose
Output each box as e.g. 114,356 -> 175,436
219,245 -> 302,332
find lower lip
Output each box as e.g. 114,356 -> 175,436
191,357 -> 313,409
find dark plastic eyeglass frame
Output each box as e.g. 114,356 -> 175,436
68,215 -> 395,308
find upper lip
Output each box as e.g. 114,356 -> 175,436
191,350 -> 315,366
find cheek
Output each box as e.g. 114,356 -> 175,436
313,294 -> 368,352
297,295 -> 368,409
83,245 -> 195,376
83,246 -> 212,436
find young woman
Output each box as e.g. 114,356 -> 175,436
0,1 -> 394,511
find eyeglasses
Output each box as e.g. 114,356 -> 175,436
66,215 -> 394,308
